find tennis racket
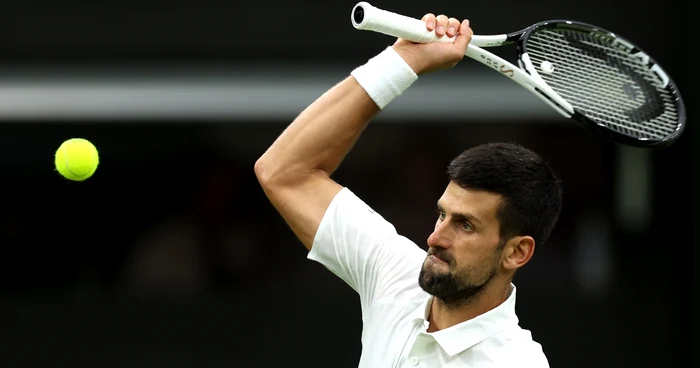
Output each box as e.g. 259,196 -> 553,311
351,2 -> 686,148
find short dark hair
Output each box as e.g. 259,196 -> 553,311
446,142 -> 563,250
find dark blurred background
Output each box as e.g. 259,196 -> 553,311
0,1 -> 694,367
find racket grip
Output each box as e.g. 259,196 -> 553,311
351,2 -> 455,44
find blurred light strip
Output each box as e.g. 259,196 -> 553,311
0,64 -> 559,122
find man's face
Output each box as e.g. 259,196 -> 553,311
419,181 -> 506,306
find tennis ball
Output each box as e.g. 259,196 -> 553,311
54,138 -> 99,181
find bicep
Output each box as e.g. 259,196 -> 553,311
260,173 -> 343,251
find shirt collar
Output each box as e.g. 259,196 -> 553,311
410,284 -> 520,357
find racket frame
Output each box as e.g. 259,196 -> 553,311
517,20 -> 687,148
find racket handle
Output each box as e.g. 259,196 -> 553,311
352,2 -> 507,47
351,2 -> 454,44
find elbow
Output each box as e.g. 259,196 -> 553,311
254,157 -> 275,187
255,156 -> 325,189
254,156 -> 293,188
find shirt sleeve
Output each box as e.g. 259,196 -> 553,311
307,187 -> 427,313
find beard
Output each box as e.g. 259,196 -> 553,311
418,245 -> 501,309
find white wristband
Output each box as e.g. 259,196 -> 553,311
351,46 -> 418,109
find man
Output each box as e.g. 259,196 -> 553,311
255,11 -> 562,368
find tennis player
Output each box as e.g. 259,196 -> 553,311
255,12 -> 562,367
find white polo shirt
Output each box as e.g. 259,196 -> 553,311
308,187 -> 550,367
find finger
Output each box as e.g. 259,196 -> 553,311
453,19 -> 473,51
435,14 -> 449,37
421,13 -> 436,31
446,17 -> 461,38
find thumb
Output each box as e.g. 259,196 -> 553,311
453,19 -> 473,52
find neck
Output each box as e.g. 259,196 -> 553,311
427,281 -> 511,333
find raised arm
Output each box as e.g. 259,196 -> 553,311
254,76 -> 380,250
254,15 -> 472,251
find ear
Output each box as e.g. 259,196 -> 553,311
501,236 -> 535,270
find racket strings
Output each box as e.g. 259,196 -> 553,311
526,47 -> 678,135
524,28 -> 680,140
532,30 -> 678,128
531,31 -> 678,135
528,41 -> 668,101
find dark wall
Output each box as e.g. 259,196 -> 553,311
0,0 -> 681,65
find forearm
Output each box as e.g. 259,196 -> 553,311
255,47 -> 418,185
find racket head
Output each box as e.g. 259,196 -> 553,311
515,20 -> 685,148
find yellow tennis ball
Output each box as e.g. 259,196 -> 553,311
54,138 -> 99,181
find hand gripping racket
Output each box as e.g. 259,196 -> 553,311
351,2 -> 686,148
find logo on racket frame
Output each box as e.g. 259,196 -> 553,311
480,55 -> 515,77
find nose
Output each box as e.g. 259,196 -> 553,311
427,220 -> 452,249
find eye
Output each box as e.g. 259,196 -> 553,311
461,221 -> 474,231
437,209 -> 446,221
